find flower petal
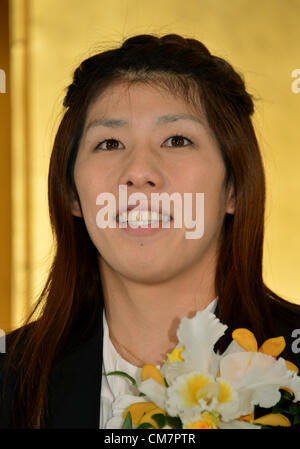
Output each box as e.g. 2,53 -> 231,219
232,328 -> 258,352
220,340 -> 248,358
138,378 -> 168,410
253,413 -> 291,427
166,347 -> 185,363
177,309 -> 227,374
284,359 -> 299,374
220,352 -> 298,409
105,394 -> 148,429
141,364 -> 165,386
138,406 -> 166,428
123,402 -> 158,425
161,358 -> 193,385
289,373 -> 300,401
259,336 -> 286,357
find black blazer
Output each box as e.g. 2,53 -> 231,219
0,299 -> 299,428
0,308 -> 104,429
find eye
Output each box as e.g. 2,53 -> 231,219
94,138 -> 124,151
164,135 -> 194,148
94,134 -> 194,151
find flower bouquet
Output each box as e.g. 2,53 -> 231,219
106,309 -> 300,429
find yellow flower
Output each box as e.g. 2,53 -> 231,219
123,402 -> 167,428
166,347 -> 185,364
232,329 -> 258,352
259,337 -> 286,357
123,402 -> 158,425
179,373 -> 233,408
238,411 -> 254,422
184,412 -> 219,429
138,406 -> 167,428
232,328 -> 299,399
185,421 -> 213,429
141,364 -> 165,386
253,413 -> 291,427
232,328 -> 286,358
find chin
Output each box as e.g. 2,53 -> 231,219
121,268 -> 176,284
118,254 -> 186,283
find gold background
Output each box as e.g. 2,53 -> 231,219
1,0 -> 300,331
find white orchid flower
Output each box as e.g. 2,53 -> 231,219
138,309 -> 300,428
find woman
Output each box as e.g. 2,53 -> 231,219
1,33 -> 299,429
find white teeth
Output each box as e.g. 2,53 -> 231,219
118,210 -> 171,224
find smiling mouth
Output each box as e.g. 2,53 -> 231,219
116,210 -> 173,226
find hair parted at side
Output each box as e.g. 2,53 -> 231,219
3,33 -> 298,428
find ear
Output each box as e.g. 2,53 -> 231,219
70,191 -> 82,217
225,183 -> 235,215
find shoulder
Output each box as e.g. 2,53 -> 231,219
0,323 -> 33,364
0,313 -> 103,428
0,324 -> 33,428
267,296 -> 300,369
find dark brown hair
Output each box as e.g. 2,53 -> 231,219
4,33 -> 299,428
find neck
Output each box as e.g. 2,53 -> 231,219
99,255 -> 217,367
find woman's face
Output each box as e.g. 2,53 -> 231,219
73,81 -> 235,283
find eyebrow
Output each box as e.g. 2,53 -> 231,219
85,113 -> 203,132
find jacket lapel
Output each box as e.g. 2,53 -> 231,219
214,303 -> 219,318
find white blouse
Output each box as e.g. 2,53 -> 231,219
100,297 -> 218,429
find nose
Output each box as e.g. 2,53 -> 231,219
118,148 -> 165,193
